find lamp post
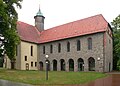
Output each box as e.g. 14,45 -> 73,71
97,57 -> 100,72
45,55 -> 49,80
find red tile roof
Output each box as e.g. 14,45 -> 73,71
17,21 -> 40,43
17,14 -> 109,44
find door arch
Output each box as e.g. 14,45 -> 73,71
69,59 -> 74,71
88,57 -> 95,71
39,61 -> 43,71
78,58 -> 84,71
60,59 -> 65,71
53,59 -> 57,71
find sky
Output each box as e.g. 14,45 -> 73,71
17,0 -> 120,29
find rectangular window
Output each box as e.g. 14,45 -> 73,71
35,62 -> 37,67
43,46 -> 45,54
31,46 -> 33,56
25,56 -> 27,61
31,62 -> 33,67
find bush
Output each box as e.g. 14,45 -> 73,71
117,60 -> 120,70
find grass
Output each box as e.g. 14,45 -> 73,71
0,68 -> 107,85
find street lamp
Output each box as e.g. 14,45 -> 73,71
97,57 -> 100,61
45,55 -> 49,80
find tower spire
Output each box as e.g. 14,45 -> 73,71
36,4 -> 43,17
34,5 -> 45,32
39,4 -> 41,12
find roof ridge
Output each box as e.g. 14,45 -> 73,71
17,21 -> 35,27
44,14 -> 103,31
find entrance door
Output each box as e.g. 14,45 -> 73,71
69,59 -> 74,71
39,62 -> 43,71
78,58 -> 84,71
26,63 -> 29,70
109,62 -> 111,72
60,59 -> 65,71
88,57 -> 95,71
53,60 -> 57,71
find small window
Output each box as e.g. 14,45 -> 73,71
31,46 -> 33,56
25,56 -> 27,61
35,62 -> 37,67
88,38 -> 92,50
109,39 -> 111,44
58,43 -> 61,53
77,40 -> 81,51
31,62 -> 33,67
43,46 -> 45,54
67,42 -> 70,52
50,45 -> 53,53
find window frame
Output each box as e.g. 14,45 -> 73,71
58,43 -> 61,53
43,46 -> 45,54
77,40 -> 81,51
31,46 -> 33,56
31,62 -> 33,67
50,44 -> 53,53
88,38 -> 92,50
67,42 -> 70,52
25,56 -> 27,61
35,62 -> 37,67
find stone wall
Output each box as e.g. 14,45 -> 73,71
38,32 -> 105,72
104,27 -> 113,72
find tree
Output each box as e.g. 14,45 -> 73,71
111,15 -> 120,70
0,0 -> 22,69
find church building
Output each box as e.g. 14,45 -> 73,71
4,8 -> 113,72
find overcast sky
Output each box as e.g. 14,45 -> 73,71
17,0 -> 120,29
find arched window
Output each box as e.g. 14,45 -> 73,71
60,59 -> 65,71
43,46 -> 45,54
67,42 -> 70,52
69,59 -> 74,71
78,58 -> 84,71
53,59 -> 57,71
77,40 -> 81,51
58,43 -> 61,53
39,61 -> 43,71
88,57 -> 95,71
50,44 -> 53,53
88,38 -> 92,50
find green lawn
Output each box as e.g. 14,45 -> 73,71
0,68 -> 107,85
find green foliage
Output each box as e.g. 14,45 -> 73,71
117,60 -> 120,70
0,0 -> 22,68
111,15 -> 120,70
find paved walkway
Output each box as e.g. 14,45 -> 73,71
0,79 -> 33,86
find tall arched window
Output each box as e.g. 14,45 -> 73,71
50,44 -> 53,53
43,46 -> 45,54
31,46 -> 33,56
88,38 -> 92,50
77,40 -> 81,51
88,57 -> 95,71
67,42 -> 70,52
58,43 -> 61,53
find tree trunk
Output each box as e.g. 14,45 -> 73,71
11,59 -> 16,69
